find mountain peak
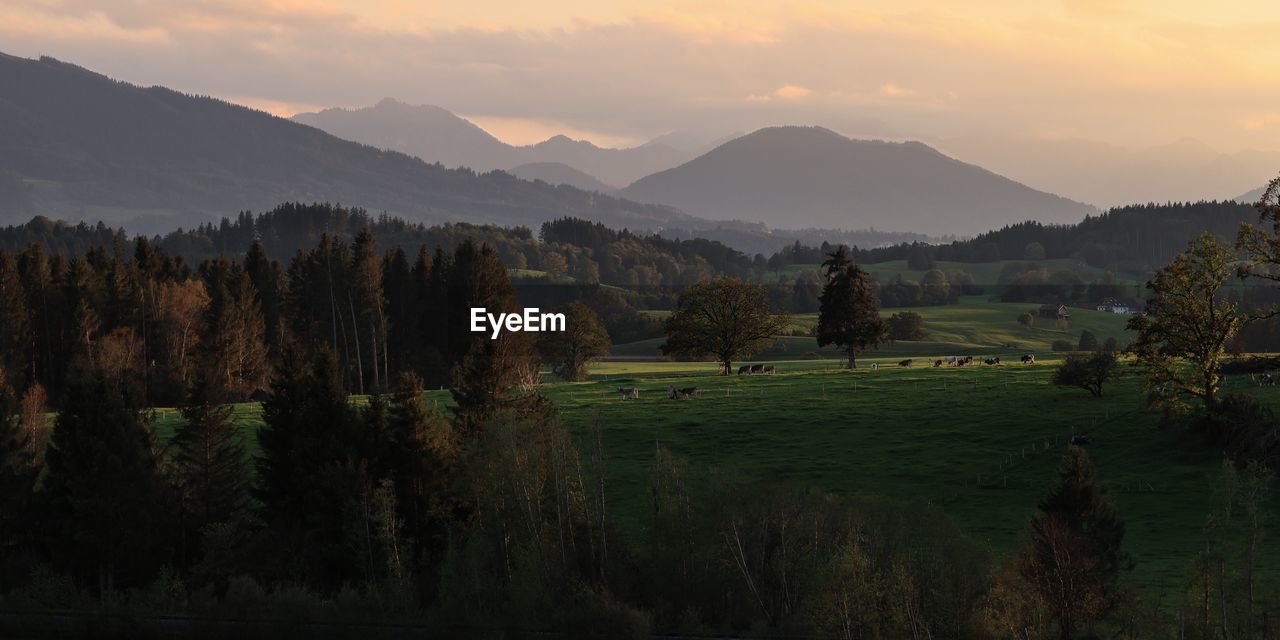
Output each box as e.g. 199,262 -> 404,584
621,125 -> 1094,235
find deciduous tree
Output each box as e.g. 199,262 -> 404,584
662,277 -> 789,375
539,302 -> 611,382
1128,233 -> 1241,412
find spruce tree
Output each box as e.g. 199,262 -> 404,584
41,368 -> 174,594
1021,446 -> 1129,639
816,246 -> 887,368
0,368 -> 35,587
173,371 -> 250,534
254,347 -> 360,587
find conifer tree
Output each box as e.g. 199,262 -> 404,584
1020,446 -> 1129,639
816,246 -> 887,368
173,371 -> 250,534
254,347 -> 361,586
0,367 -> 35,586
41,368 -> 174,594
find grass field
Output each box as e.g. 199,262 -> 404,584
770,258 -> 1144,287
614,296 -> 1135,358
151,356 -> 1280,602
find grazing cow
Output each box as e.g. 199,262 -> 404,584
946,355 -> 957,365
898,359 -> 913,368
984,357 -> 1001,366
738,365 -> 751,375
750,364 -> 765,374
1021,354 -> 1035,364
762,364 -> 776,374
934,359 -> 943,367
617,387 -> 639,399
668,385 -> 699,399
869,363 -> 879,370
1262,373 -> 1275,387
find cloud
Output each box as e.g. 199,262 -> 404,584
5,1 -> 1280,151
747,84 -> 813,103
878,82 -> 916,98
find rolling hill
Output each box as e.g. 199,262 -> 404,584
508,162 -> 618,192
620,126 -> 1098,237
0,53 -> 694,232
292,98 -> 693,186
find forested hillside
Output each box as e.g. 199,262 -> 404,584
0,53 -> 692,232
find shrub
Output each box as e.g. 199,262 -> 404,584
887,311 -> 928,341
1052,351 -> 1119,397
1078,329 -> 1100,352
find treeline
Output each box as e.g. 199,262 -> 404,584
0,206 -> 764,291
0,223 -> 663,407
764,200 -> 1258,273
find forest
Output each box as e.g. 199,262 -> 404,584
2,197 -> 1280,637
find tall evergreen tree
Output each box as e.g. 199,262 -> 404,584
244,239 -> 285,354
254,347 -> 361,587
40,369 -> 174,594
0,251 -> 30,385
173,371 -> 251,535
0,367 -> 35,588
1020,446 -> 1129,639
816,246 -> 887,368
447,241 -> 531,428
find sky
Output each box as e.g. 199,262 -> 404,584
6,0 -> 1280,153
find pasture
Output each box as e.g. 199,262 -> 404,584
769,257 -> 1145,287
152,355 -> 1280,601
614,296 -> 1135,358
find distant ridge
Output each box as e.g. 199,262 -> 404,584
620,126 -> 1098,237
292,98 -> 696,186
0,53 -> 694,232
508,162 -> 617,193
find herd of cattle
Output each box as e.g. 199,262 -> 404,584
613,353 -> 1043,400
890,354 -> 1036,368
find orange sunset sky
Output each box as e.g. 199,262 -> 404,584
5,0 -> 1280,152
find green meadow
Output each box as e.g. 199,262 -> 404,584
615,295 -> 1134,358
146,295 -> 1278,602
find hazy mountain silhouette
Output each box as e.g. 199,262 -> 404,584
939,135 -> 1280,208
508,162 -> 617,193
292,99 -> 695,186
620,126 -> 1096,236
0,54 -> 694,232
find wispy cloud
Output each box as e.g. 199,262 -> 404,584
5,1 -> 1280,151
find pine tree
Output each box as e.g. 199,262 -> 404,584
1020,446 -> 1129,639
0,367 -> 35,587
173,372 -> 250,534
816,246 -> 887,368
446,241 -> 531,428
40,368 -> 175,594
254,346 -> 361,587
244,239 -> 285,353
0,251 -> 30,384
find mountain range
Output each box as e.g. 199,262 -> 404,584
620,127 -> 1097,236
938,135 -> 1280,208
292,99 -> 707,188
0,52 -> 1115,240
0,54 -> 691,233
